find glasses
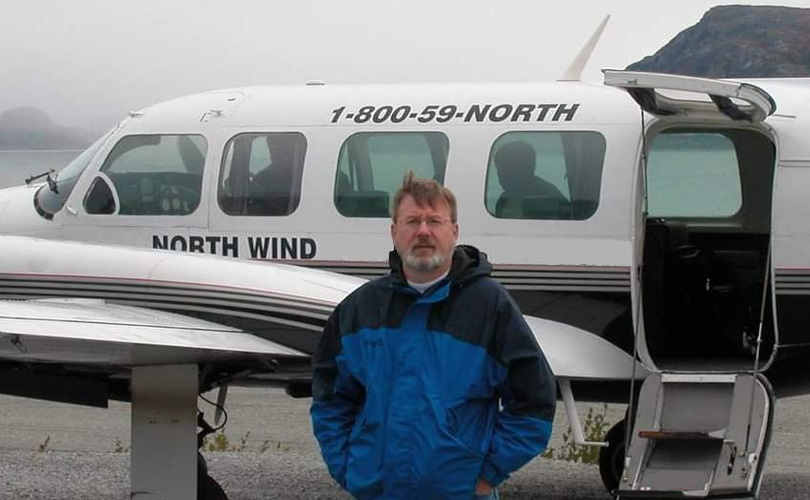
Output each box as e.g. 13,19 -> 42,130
397,216 -> 452,230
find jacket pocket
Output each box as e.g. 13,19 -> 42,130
422,396 -> 486,497
345,412 -> 384,498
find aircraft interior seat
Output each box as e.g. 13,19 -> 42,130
521,195 -> 572,220
643,218 -> 692,356
495,187 -> 570,219
336,190 -> 390,217
247,163 -> 296,216
177,135 -> 205,174
336,171 -> 352,194
247,193 -> 296,216
705,249 -> 766,356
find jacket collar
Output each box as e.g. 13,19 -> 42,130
388,245 -> 491,293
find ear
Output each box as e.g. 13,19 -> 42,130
452,222 -> 459,241
390,222 -> 397,241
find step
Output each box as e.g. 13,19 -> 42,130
617,372 -> 773,499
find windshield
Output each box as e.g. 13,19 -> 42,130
34,132 -> 111,218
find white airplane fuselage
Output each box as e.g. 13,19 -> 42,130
1,74 -> 810,397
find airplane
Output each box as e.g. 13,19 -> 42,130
1,19 -> 809,500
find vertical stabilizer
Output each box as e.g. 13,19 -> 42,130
558,15 -> 611,82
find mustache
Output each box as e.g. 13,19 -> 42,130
411,237 -> 435,247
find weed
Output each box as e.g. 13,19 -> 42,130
37,435 -> 50,453
206,429 -> 230,452
235,430 -> 250,452
259,439 -> 271,453
542,404 -> 611,464
200,428 -> 288,453
114,439 -> 129,453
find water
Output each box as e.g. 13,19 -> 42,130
0,150 -> 81,189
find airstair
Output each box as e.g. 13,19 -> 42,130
616,372 -> 773,499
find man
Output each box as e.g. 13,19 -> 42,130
493,140 -> 567,218
311,172 -> 556,499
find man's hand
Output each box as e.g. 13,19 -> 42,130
475,478 -> 493,495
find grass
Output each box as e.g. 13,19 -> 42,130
542,404 -> 611,464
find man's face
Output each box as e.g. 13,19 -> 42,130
391,194 -> 458,281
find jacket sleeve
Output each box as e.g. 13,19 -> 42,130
309,307 -> 365,487
479,292 -> 557,487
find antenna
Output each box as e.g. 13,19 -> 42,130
557,15 -> 611,82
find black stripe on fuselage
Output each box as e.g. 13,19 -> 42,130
0,274 -> 332,339
302,263 -> 632,293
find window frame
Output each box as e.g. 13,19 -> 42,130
333,131 -> 449,218
217,131 -> 308,217
484,130 -> 606,221
645,129 -> 743,220
84,133 -> 207,216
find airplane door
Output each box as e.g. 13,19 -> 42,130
602,71 -> 778,499
605,70 -> 778,365
603,70 -> 776,122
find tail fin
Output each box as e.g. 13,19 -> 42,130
557,15 -> 611,82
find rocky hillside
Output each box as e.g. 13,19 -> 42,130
0,107 -> 94,150
627,5 -> 810,78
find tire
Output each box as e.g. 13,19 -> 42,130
198,453 -> 228,500
198,473 -> 228,500
598,419 -> 626,495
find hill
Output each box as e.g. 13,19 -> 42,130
627,5 -> 810,78
0,107 -> 94,150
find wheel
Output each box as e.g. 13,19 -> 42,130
198,453 -> 228,500
598,419 -> 626,495
198,473 -> 228,500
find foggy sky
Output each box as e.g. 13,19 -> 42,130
3,0 -> 810,134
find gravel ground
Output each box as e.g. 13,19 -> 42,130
0,387 -> 808,499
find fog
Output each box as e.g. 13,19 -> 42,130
3,0 -> 810,133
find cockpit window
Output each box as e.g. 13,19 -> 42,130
484,131 -> 605,220
218,132 -> 307,216
334,132 -> 448,217
34,133 -> 109,218
85,134 -> 207,215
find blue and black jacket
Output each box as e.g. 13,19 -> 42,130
311,245 -> 556,499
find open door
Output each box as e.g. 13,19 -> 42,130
603,70 -> 776,122
603,71 -> 777,499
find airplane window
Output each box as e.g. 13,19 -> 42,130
84,177 -> 116,214
334,132 -> 448,218
35,132 -> 111,219
88,134 -> 206,216
647,132 -> 741,218
218,132 -> 306,216
485,131 -> 605,220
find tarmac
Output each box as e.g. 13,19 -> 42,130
0,386 -> 808,499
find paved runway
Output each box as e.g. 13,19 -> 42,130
0,387 -> 808,499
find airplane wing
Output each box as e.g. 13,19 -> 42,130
0,235 -> 365,407
525,315 -> 648,380
0,298 -> 306,366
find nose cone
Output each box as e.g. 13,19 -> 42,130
0,185 -> 55,236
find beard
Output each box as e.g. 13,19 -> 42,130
404,251 -> 445,273
403,239 -> 446,273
